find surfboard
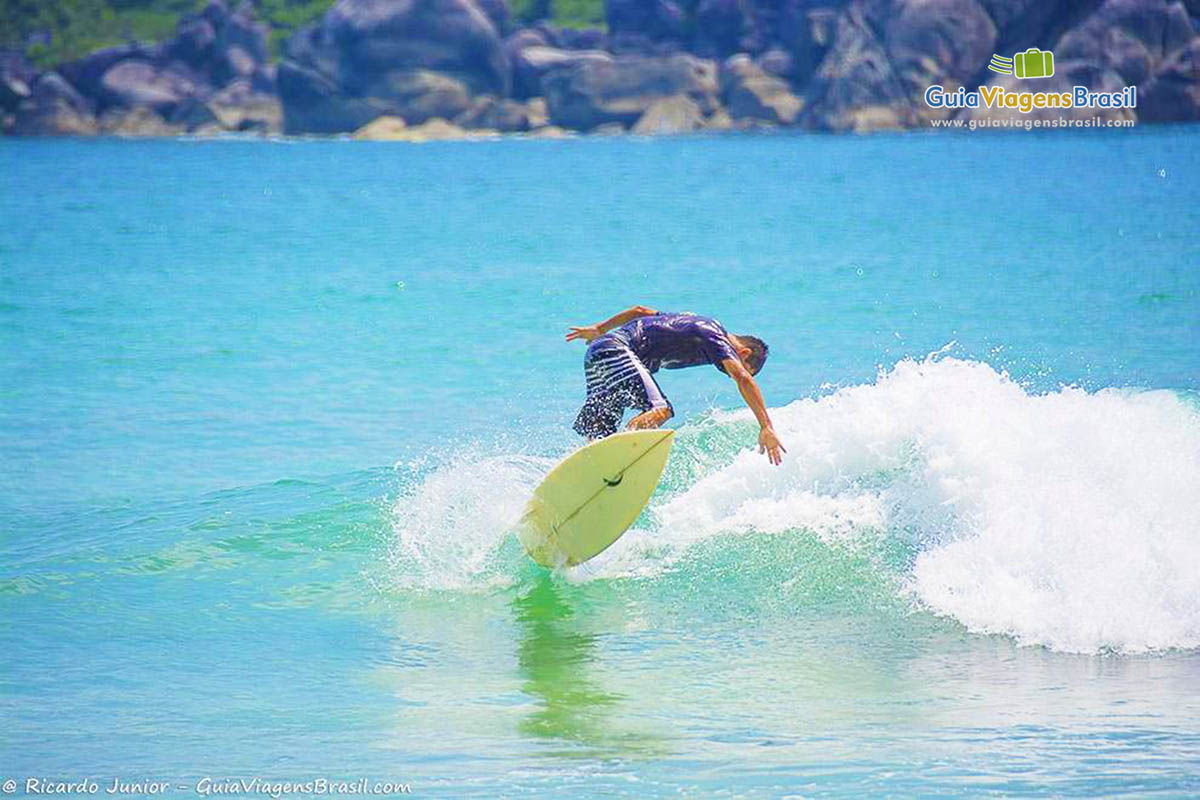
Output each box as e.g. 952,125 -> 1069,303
518,429 -> 675,568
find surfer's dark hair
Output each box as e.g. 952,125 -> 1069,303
737,335 -> 768,375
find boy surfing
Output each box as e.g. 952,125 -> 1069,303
566,306 -> 785,465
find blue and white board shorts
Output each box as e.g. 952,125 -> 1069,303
573,340 -> 672,439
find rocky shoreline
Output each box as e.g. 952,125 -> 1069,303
3,0 -> 1199,140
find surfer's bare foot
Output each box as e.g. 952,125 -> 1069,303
626,407 -> 672,430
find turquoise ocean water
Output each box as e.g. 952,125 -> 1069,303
2,130 -> 1199,796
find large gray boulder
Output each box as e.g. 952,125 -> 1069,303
885,0 -> 997,101
98,60 -> 198,116
511,45 -> 613,99
207,78 -> 283,131
168,96 -> 221,130
316,0 -> 510,96
802,5 -> 918,132
776,6 -> 840,88
1056,0 -> 1194,88
277,60 -> 385,134
543,53 -> 719,130
1140,38 -> 1200,121
360,69 -> 474,123
721,54 -> 803,124
631,93 -> 704,134
163,1 -> 270,86
454,94 -> 547,130
59,44 -> 164,100
278,0 -> 510,133
279,59 -> 469,130
11,72 -> 97,136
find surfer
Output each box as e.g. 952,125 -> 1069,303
566,306 -> 785,465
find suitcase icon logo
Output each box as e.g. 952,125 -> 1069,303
988,49 -> 1056,79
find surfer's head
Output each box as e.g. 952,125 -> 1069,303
732,335 -> 768,375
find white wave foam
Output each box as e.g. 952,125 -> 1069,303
659,357 -> 1200,653
387,452 -> 551,590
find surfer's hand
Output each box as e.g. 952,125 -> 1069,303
565,324 -> 601,343
759,427 -> 785,465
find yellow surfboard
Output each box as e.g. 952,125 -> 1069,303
519,430 -> 675,568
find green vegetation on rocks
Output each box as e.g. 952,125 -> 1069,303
1,0 -> 607,69
0,0 -> 338,65
1,0 -> 200,66
511,0 -> 604,29
254,0 -> 337,57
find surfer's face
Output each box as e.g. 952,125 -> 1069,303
730,337 -> 760,375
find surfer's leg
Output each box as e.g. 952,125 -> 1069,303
573,394 -> 622,439
575,342 -> 646,438
624,361 -> 673,430
576,340 -> 619,434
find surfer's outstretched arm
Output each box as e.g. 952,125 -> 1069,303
565,305 -> 657,342
721,358 -> 786,466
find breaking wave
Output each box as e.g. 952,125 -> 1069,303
388,357 -> 1200,654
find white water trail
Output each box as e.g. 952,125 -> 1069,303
387,451 -> 551,590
